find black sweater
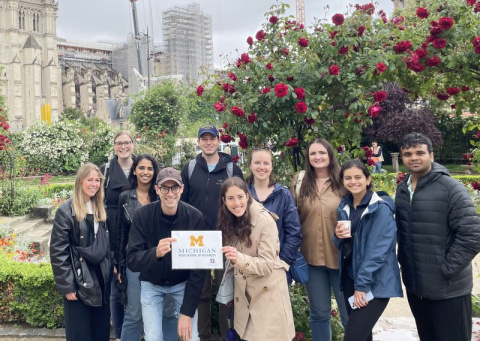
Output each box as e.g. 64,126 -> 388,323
126,200 -> 207,317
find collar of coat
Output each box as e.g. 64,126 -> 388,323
248,199 -> 278,227
339,191 -> 395,220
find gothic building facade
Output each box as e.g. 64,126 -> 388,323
0,0 -> 129,129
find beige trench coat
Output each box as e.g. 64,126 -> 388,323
230,200 -> 295,341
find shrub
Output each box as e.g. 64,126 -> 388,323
0,254 -> 63,328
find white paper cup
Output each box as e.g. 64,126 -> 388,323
338,220 -> 351,237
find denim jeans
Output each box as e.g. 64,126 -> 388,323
141,280 -> 199,341
111,277 -> 125,339
305,265 -> 349,341
121,270 -> 179,341
372,162 -> 382,174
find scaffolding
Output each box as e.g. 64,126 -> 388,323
296,0 -> 305,24
161,3 -> 213,82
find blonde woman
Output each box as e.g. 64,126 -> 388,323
50,163 -> 112,341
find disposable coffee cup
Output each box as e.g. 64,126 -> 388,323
338,220 -> 351,237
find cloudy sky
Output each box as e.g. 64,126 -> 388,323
57,0 -> 395,68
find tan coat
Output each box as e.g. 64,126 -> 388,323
230,200 -> 295,341
290,174 -> 341,269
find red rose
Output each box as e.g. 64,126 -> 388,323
426,56 -> 441,67
357,26 -> 366,37
304,117 -> 315,125
295,102 -> 308,114
268,74 -> 275,82
430,26 -> 442,36
438,17 -> 454,30
222,122 -> 229,129
265,63 -> 273,70
286,76 -> 294,81
373,91 -> 387,102
220,134 -> 232,143
285,137 -> 299,147
294,87 -> 306,100
232,155 -> 240,163
247,36 -> 253,46
462,86 -> 470,92
414,49 -> 428,59
247,113 -> 257,124
329,65 -> 340,75
339,46 -> 349,55
368,105 -> 382,118
475,3 -> 480,13
332,13 -> 345,25
231,106 -> 245,117
196,85 -> 204,96
416,7 -> 429,19
467,0 -> 476,5
241,53 -> 251,63
269,16 -> 279,24
281,48 -> 289,55
330,30 -> 339,39
475,46 -> 480,54
238,139 -> 248,149
432,38 -> 447,49
260,87 -> 271,94
393,40 -> 412,54
274,83 -> 289,97
214,102 -> 226,112
331,41 -> 337,47
405,58 -> 425,73
376,63 -> 387,73
228,72 -> 237,81
437,93 -> 449,101
255,30 -> 266,41
298,38 -> 309,47
473,36 -> 480,47
446,87 -> 461,95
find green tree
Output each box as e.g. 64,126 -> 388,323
129,80 -> 189,135
59,107 -> 86,122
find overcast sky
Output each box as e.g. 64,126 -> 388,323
57,0 -> 395,68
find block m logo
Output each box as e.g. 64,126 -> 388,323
190,235 -> 204,247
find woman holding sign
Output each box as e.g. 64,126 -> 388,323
219,177 -> 295,340
334,160 -> 402,341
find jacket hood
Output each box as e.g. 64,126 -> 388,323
195,151 -> 234,170
339,191 -> 395,218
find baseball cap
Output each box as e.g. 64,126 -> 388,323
198,124 -> 218,138
156,167 -> 182,186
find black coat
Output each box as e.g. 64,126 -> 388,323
180,152 -> 243,230
126,201 -> 207,317
395,162 -> 480,299
100,156 -> 133,257
50,199 -> 112,306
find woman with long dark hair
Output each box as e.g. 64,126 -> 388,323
334,160 -> 402,341
100,131 -> 135,340
219,177 -> 295,340
245,147 -> 301,283
116,154 -> 159,340
290,138 -> 348,340
50,163 -> 112,341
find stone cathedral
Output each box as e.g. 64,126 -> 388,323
0,0 -> 129,129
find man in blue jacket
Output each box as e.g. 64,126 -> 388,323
395,132 -> 480,341
181,124 -> 243,341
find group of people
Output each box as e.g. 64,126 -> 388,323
50,125 -> 480,341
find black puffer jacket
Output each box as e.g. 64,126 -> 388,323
180,152 -> 243,230
50,199 -> 112,306
396,162 -> 480,299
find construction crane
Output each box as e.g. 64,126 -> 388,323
130,0 -> 143,76
296,0 -> 305,24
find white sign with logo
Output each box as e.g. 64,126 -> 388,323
171,230 -> 223,269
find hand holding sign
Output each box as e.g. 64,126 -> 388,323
221,246 -> 238,264
156,237 -> 178,258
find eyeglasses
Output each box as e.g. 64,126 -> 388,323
159,186 -> 181,194
114,141 -> 132,147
